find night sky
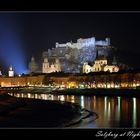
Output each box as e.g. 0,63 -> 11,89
0,12 -> 140,74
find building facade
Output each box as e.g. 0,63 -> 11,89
8,66 -> 14,77
0,72 -> 139,89
83,53 -> 119,73
42,58 -> 61,73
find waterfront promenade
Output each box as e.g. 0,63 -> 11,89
0,93 -> 82,127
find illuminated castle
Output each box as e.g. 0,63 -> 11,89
42,58 -> 61,73
83,51 -> 119,73
42,37 -> 112,73
55,37 -> 110,49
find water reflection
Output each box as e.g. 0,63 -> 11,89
8,92 -> 140,128
93,96 -> 96,110
108,101 -> 111,120
81,96 -> 84,108
71,96 -> 75,103
133,98 -> 137,127
104,96 -> 107,118
116,96 -> 120,121
58,95 -> 65,101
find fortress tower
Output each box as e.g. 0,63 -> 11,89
42,58 -> 49,73
8,66 -> 14,77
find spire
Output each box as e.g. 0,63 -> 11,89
112,56 -> 117,65
96,49 -> 99,58
9,66 -> 13,71
31,56 -> 35,61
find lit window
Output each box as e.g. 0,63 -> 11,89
112,68 -> 114,72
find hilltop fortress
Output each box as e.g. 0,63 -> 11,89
28,37 -> 114,73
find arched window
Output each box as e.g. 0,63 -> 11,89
112,67 -> 115,72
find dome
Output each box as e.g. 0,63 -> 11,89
28,56 -> 39,72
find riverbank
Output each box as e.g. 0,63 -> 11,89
1,87 -> 140,97
52,88 -> 140,97
0,87 -> 52,93
0,93 -> 84,128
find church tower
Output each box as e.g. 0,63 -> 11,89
42,57 -> 50,73
54,58 -> 61,72
8,66 -> 14,77
82,62 -> 88,73
112,56 -> 117,65
28,56 -> 39,73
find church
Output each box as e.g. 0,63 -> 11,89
83,50 -> 119,73
28,56 -> 39,73
28,56 -> 61,74
42,57 -> 61,73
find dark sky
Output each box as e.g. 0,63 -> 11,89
0,12 -> 140,73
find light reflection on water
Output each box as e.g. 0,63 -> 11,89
81,96 -> 84,108
133,97 -> 137,127
8,92 -> 140,128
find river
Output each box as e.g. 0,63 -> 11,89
8,92 -> 140,128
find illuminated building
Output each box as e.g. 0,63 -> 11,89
92,54 -> 107,72
56,37 -> 110,49
42,37 -> 112,73
83,50 -> 119,73
42,57 -> 61,73
8,66 -> 14,77
104,65 -> 119,73
83,62 -> 93,73
0,71 -> 139,88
